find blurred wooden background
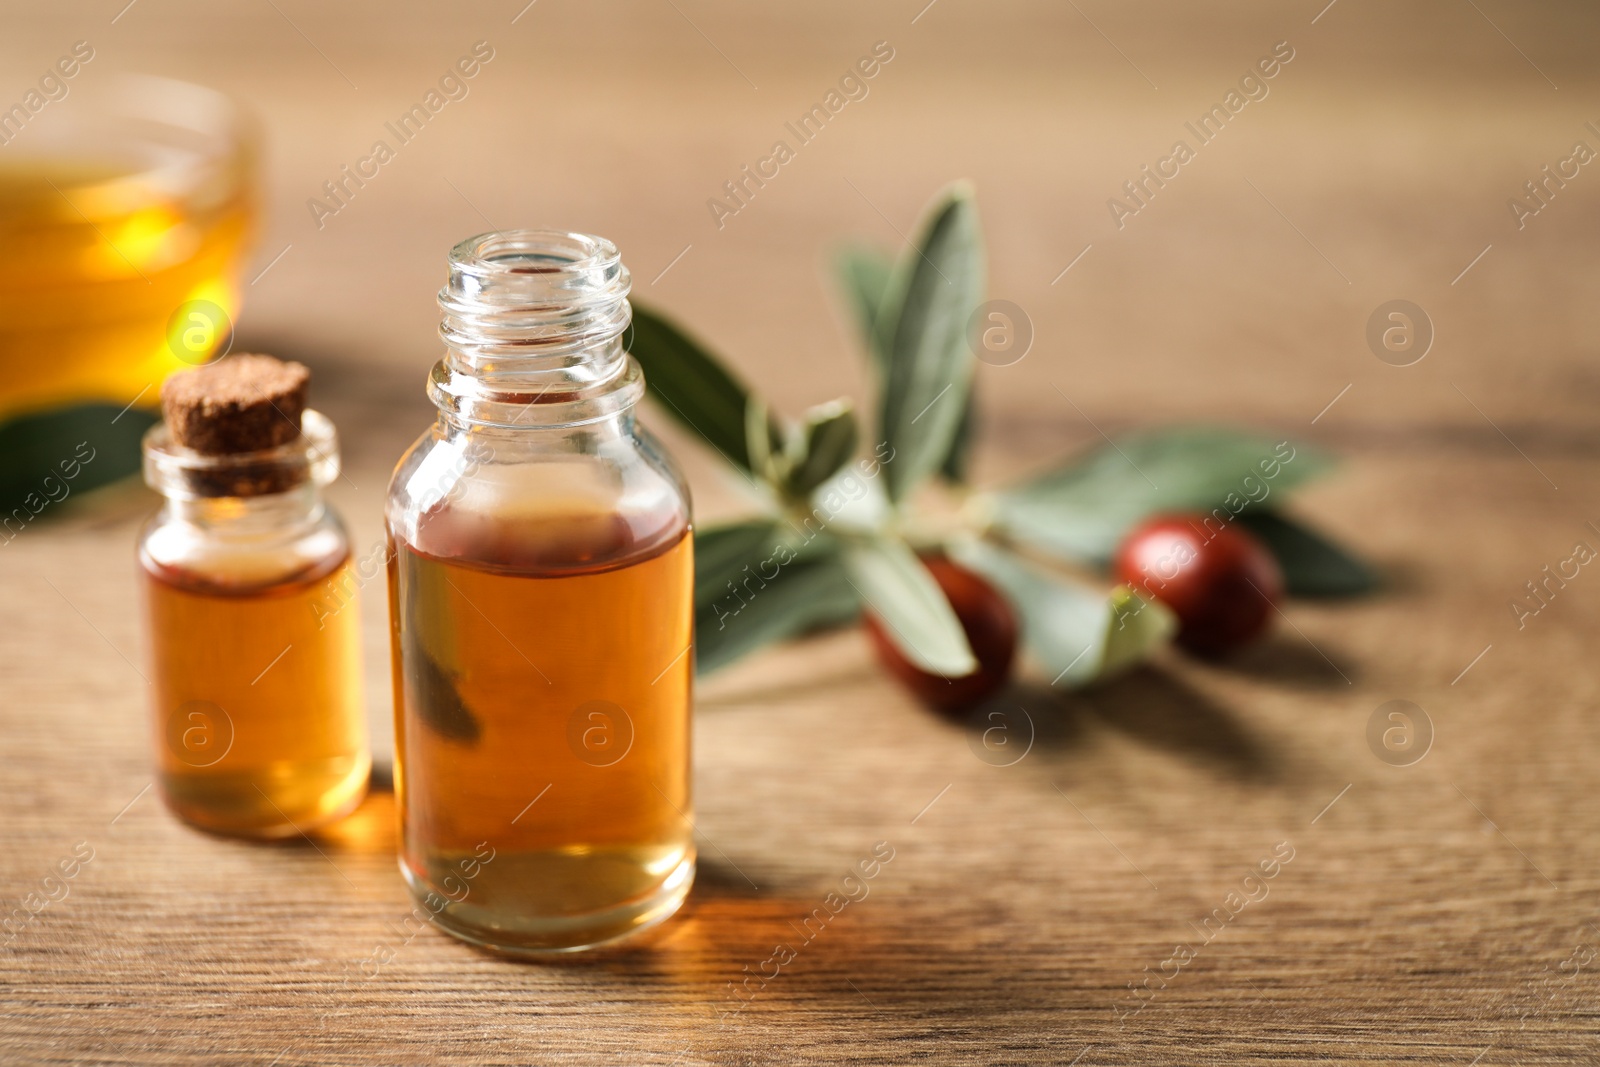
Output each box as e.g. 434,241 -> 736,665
3,1 -> 1600,1063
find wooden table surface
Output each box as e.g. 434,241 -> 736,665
5,2 -> 1600,1063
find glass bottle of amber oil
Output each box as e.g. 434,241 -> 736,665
386,231 -> 694,954
139,355 -> 370,836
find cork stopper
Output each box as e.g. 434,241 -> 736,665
157,355 -> 315,497
161,354 -> 310,455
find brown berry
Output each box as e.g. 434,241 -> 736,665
1113,514 -> 1284,657
864,554 -> 1018,712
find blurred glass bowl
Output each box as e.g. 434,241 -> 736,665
0,75 -> 257,523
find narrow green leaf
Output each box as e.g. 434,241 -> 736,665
939,390 -> 976,484
399,545 -> 480,742
743,398 -> 780,486
784,399 -> 859,499
0,403 -> 157,523
800,463 -> 892,537
1235,510 -> 1378,597
694,520 -> 784,611
402,641 -> 481,743
835,243 -> 894,356
989,427 -> 1333,566
695,528 -> 859,674
949,538 -> 1173,688
843,538 -> 977,676
875,184 -> 985,503
628,305 -> 758,473
838,240 -> 976,486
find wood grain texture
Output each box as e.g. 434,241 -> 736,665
3,1 -> 1600,1063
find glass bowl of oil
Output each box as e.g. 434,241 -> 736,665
0,75 -> 256,520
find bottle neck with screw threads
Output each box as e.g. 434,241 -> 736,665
428,230 -> 642,434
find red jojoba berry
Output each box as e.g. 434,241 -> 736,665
1113,514 -> 1284,657
864,554 -> 1019,713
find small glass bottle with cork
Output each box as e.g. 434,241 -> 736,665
138,354 -> 370,837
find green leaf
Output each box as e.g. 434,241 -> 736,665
835,243 -> 894,353
743,398 -> 780,486
939,390 -> 976,484
874,183 -> 985,504
948,538 -> 1173,688
694,520 -> 785,612
1100,585 -> 1177,678
628,305 -> 761,473
842,538 -> 977,676
837,240 -> 977,487
1235,510 -> 1378,597
398,545 -> 481,742
694,524 -> 860,674
989,427 -> 1333,566
0,403 -> 157,523
402,643 -> 481,743
783,399 -> 859,499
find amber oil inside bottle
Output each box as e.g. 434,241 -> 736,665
140,411 -> 370,837
386,231 -> 695,953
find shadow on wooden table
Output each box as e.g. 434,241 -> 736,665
539,877 -> 1108,1043
1202,633 -> 1361,689
996,666 -> 1278,783
1079,667 -> 1277,782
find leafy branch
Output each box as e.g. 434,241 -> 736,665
627,182 -> 1373,691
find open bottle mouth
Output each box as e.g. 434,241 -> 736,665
430,230 -> 642,429
143,409 -> 339,498
438,230 -> 632,365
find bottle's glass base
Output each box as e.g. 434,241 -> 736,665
160,754 -> 370,839
403,852 -> 695,956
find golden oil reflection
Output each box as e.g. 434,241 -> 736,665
308,765 -> 396,853
525,861 -> 908,1028
303,774 -> 911,1029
